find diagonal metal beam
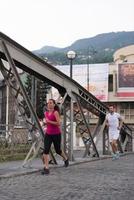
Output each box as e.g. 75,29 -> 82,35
74,94 -> 99,158
0,41 -> 57,165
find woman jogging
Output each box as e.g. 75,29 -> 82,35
41,99 -> 69,175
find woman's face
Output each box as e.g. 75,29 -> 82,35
47,99 -> 55,110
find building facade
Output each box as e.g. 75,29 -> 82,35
107,45 -> 134,129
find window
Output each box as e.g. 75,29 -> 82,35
108,74 -> 113,91
120,103 -> 134,120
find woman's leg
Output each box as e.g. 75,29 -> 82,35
60,150 -> 68,160
43,154 -> 49,169
43,135 -> 52,169
52,135 -> 69,167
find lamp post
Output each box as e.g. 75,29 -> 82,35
66,50 -> 76,78
66,50 -> 76,161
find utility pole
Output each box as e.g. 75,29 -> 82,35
6,84 -> 9,139
87,49 -> 90,124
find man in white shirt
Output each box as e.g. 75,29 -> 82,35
106,105 -> 123,160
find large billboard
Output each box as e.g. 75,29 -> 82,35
117,63 -> 134,97
54,63 -> 109,101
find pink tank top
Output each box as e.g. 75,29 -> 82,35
45,111 -> 61,135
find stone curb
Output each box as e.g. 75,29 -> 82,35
0,152 -> 133,179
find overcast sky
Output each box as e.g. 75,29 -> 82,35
0,0 -> 134,51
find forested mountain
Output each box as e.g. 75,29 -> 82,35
33,31 -> 134,65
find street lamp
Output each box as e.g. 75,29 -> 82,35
66,50 -> 76,78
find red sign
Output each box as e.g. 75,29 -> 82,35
117,63 -> 134,97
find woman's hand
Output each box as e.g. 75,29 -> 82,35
45,118 -> 50,123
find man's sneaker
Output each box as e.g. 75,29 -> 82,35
64,159 -> 69,167
115,152 -> 120,159
112,153 -> 117,161
41,168 -> 50,175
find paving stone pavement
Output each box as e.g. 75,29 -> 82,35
0,153 -> 134,200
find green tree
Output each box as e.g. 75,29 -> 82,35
22,73 -> 51,119
21,74 -> 32,118
36,80 -> 51,119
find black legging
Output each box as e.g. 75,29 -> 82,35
43,134 -> 62,155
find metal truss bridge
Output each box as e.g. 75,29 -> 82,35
0,32 -> 132,166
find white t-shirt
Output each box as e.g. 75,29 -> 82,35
106,112 -> 121,134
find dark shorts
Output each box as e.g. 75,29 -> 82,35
43,134 -> 62,155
